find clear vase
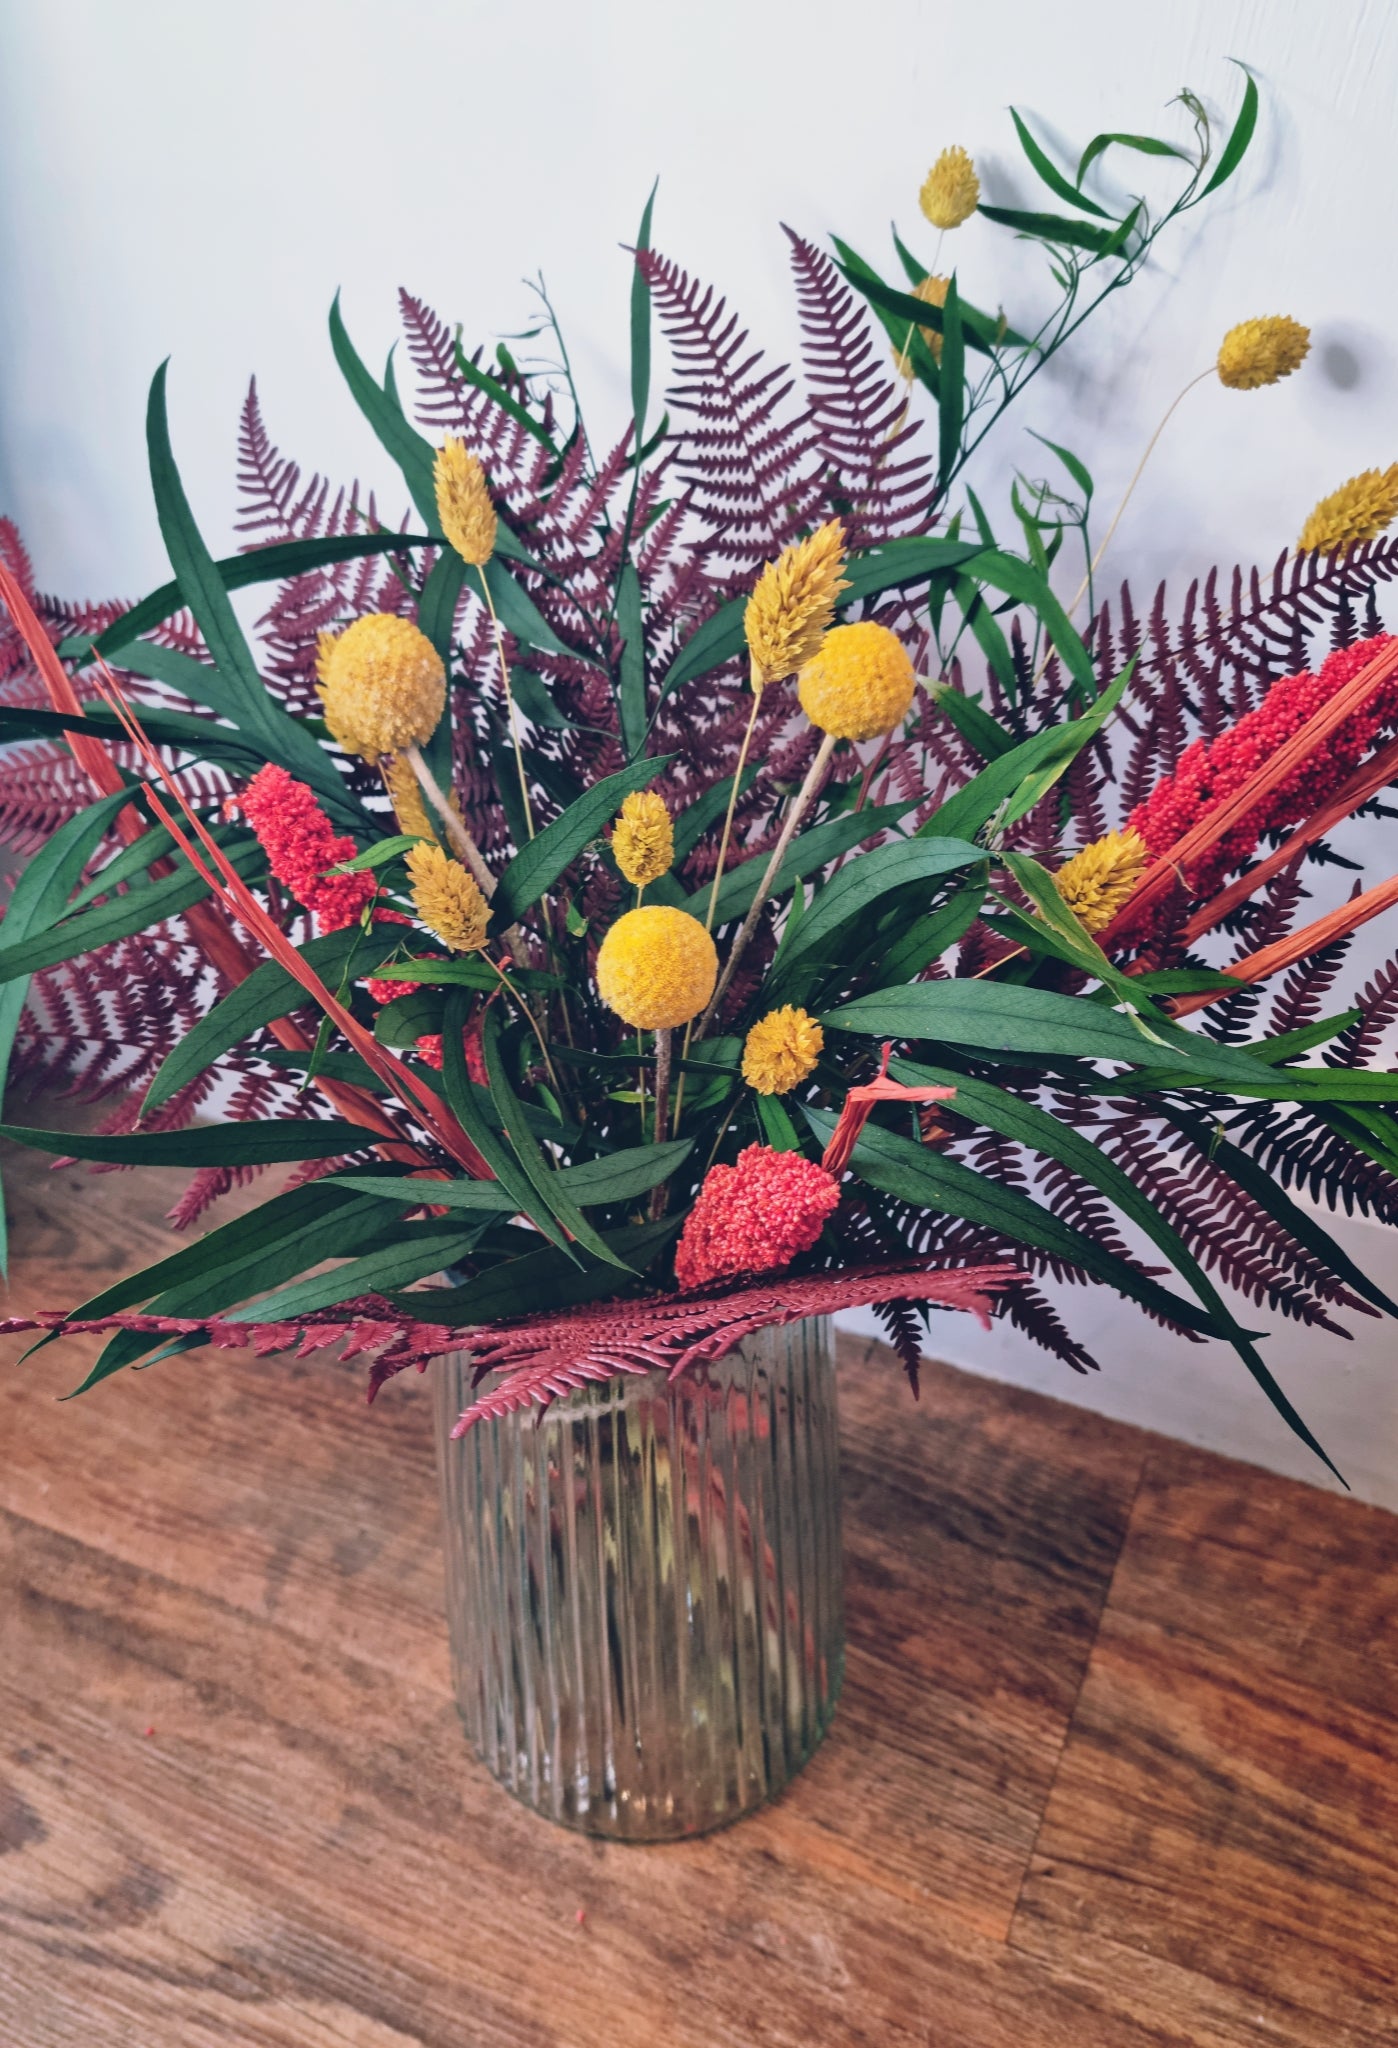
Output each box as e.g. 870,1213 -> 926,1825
432,1314 -> 844,1840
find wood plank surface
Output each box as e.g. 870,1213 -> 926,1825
1,1128 -> 1395,2046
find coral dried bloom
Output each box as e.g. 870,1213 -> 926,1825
1297,465 -> 1398,555
1053,828 -> 1148,934
611,789 -> 674,888
674,1145 -> 841,1290
317,614 -> 445,762
744,519 -> 848,691
919,146 -> 980,230
228,762 -> 376,933
742,1006 -> 824,1095
406,841 -> 490,953
1216,316 -> 1310,391
595,904 -> 717,1030
434,437 -> 497,568
798,620 -> 917,742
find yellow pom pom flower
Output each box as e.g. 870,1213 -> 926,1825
919,146 -> 980,231
797,621 -> 917,742
434,437 -> 497,567
1216,316 -> 1311,391
611,790 -> 674,888
744,519 -> 848,691
596,905 -> 718,1031
384,753 -> 433,839
1297,465 -> 1398,555
1053,828 -> 1147,934
742,1006 -> 824,1096
893,275 -> 950,379
406,841 -> 490,953
317,614 -> 445,763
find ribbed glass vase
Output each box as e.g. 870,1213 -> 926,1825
432,1315 -> 843,1840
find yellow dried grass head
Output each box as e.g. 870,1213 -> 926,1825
744,520 -> 848,691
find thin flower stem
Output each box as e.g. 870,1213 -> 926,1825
478,570 -> 535,839
1031,367 -> 1211,687
705,688 -> 764,932
696,731 -> 837,1039
484,952 -> 563,1099
652,1027 -> 673,1147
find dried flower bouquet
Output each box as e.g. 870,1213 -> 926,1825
4,71 -> 1398,1482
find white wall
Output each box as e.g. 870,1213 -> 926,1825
3,0 -> 1398,1501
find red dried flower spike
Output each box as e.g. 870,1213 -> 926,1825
227,763 -> 376,934
820,1042 -> 957,1176
1128,634 -> 1398,902
674,1145 -> 841,1290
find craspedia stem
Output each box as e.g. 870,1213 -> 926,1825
704,687 -> 763,932
477,571 -> 536,840
696,731 -> 837,1039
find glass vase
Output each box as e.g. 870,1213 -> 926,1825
432,1314 -> 844,1840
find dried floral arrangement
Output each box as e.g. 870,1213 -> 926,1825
3,70 -> 1398,1481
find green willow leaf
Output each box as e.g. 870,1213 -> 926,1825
1011,108 -> 1111,216
1200,66 -> 1259,197
390,1219 -> 678,1329
921,661 -> 1130,844
1076,130 -> 1190,186
330,292 -> 440,530
865,879 -> 986,990
978,203 -> 1116,252
437,986 -> 571,1255
616,562 -> 648,758
630,178 -> 659,437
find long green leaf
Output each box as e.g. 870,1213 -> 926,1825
865,879 -> 986,990
770,837 -> 983,977
968,550 -> 1098,699
330,292 -> 440,529
480,1009 -> 630,1270
0,787 -> 135,1274
393,1218 -> 678,1329
922,660 -> 1129,842
0,1118 -> 382,1166
493,755 -> 675,925
823,979 -> 1278,1085
630,179 -> 658,436
436,987 -> 571,1253
803,1104 -> 1218,1335
331,1137 -> 693,1214
937,277 -> 966,485
223,1222 -> 479,1322
689,806 -> 909,929
142,923 -> 411,1113
1076,130 -> 1190,186
616,563 -> 648,758
63,531 -> 435,663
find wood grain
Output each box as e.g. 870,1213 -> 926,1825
1,1125 -> 1395,2046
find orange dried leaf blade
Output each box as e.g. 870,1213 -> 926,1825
1170,871 -> 1398,1017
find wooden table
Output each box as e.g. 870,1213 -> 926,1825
2,1133 -> 1395,2046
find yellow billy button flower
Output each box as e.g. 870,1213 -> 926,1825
384,753 -> 434,839
611,789 -> 674,889
1298,465 -> 1398,554
919,146 -> 980,230
744,519 -> 848,690
742,1006 -> 824,1096
596,905 -> 718,1031
317,614 -> 445,763
1053,828 -> 1147,935
1216,316 -> 1311,391
434,437 -> 497,567
797,621 -> 917,742
405,841 -> 490,953
893,275 -> 950,378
